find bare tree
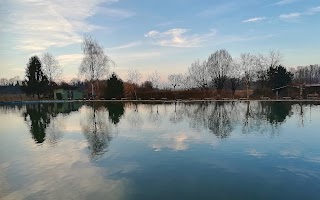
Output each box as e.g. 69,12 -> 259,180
207,49 -> 232,92
41,52 -> 62,84
254,54 -> 268,89
79,35 -> 114,99
127,69 -> 142,100
293,65 -> 320,84
267,50 -> 283,68
0,78 -> 8,85
188,59 -> 209,90
168,73 -> 183,90
70,78 -> 82,86
239,53 -> 256,99
147,70 -> 161,89
229,59 -> 241,98
181,73 -> 194,90
168,73 -> 183,99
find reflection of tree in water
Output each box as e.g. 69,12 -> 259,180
181,102 -> 238,138
147,104 -> 162,127
0,104 -> 24,114
169,102 -> 185,124
170,101 -> 295,138
207,102 -> 235,139
81,104 -> 114,160
23,103 -> 82,144
105,102 -> 124,125
185,102 -> 211,132
265,102 -> 292,124
241,101 -> 294,135
126,103 -> 144,129
23,104 -> 51,143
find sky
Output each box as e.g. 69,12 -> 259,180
1,0 -> 320,81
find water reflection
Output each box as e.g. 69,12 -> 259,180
207,102 -> 235,138
105,102 -> 125,125
1,101 -> 320,199
22,103 -> 83,144
82,103 -> 116,160
265,102 -> 293,124
147,104 -> 162,127
23,104 -> 51,143
2,101 -> 320,149
126,103 -> 144,129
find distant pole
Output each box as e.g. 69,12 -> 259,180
300,85 -> 303,100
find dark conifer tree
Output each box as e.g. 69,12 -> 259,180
22,56 -> 49,98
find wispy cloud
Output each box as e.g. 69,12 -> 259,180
279,5 -> 320,20
242,17 -> 266,23
106,41 -> 141,50
1,0 -> 133,52
307,6 -> 320,15
197,2 -> 236,17
155,21 -> 183,27
273,0 -> 300,6
144,28 -> 217,48
57,54 -> 83,65
96,7 -> 135,18
280,12 -> 302,19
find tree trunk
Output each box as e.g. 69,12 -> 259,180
91,81 -> 94,100
246,83 -> 250,99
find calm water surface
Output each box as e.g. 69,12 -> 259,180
1,101 -> 320,200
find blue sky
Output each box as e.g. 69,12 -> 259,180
1,0 -> 320,81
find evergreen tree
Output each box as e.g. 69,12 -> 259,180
22,56 -> 49,98
104,73 -> 124,99
267,65 -> 293,89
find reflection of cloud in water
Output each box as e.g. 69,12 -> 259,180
62,124 -> 82,132
306,156 -> 320,163
246,149 -> 266,158
280,149 -> 301,158
280,149 -> 320,164
150,132 -> 219,152
1,140 -> 132,200
45,116 -> 64,145
152,133 -> 189,151
277,166 -> 320,179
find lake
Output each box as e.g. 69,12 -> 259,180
1,101 -> 320,200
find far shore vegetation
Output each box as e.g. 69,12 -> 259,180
1,35 -> 320,102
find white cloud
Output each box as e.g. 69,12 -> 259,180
96,7 -> 135,18
242,17 -> 266,23
155,21 -> 183,27
106,41 -> 141,50
144,28 -> 217,48
1,0 -> 132,52
57,54 -> 83,65
144,30 -> 160,37
279,12 -> 302,19
279,6 -> 320,20
307,6 -> 320,15
197,2 -> 236,17
274,0 -> 299,6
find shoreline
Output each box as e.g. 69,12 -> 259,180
1,99 -> 320,105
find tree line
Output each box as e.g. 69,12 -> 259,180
17,34 -> 319,100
